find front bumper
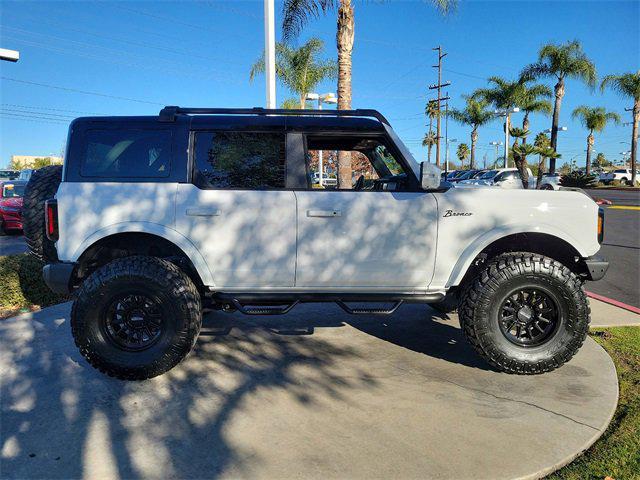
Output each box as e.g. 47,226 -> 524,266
584,256 -> 609,281
43,262 -> 76,294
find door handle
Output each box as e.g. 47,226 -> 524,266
186,208 -> 221,217
307,209 -> 341,217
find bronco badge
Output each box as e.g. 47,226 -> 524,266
443,209 -> 473,217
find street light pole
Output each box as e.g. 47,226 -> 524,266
264,0 -> 276,109
489,141 -> 503,168
494,108 -> 519,168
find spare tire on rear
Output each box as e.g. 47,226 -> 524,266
23,165 -> 62,263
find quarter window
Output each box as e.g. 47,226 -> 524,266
193,132 -> 286,189
81,129 -> 171,178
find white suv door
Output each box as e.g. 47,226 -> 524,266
294,135 -> 438,289
175,130 -> 296,288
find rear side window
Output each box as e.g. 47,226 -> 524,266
193,131 -> 286,189
81,129 -> 171,178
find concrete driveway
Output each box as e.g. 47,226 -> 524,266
1,302 -> 618,480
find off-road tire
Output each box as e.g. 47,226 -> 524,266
71,256 -> 202,380
23,165 -> 62,262
458,252 -> 590,374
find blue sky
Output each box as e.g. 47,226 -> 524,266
1,0 -> 638,169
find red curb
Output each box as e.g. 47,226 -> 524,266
586,291 -> 640,315
595,198 -> 613,205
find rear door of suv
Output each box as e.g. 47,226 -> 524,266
174,117 -> 297,288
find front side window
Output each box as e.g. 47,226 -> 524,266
193,131 -> 286,189
81,129 -> 171,178
305,136 -> 406,190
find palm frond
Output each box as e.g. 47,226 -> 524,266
281,0 -> 336,41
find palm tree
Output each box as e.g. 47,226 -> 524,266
536,147 -> 561,188
512,143 -> 537,188
516,83 -> 553,143
534,132 -> 551,186
422,131 -> 437,163
456,143 -> 470,168
571,106 -> 621,176
250,37 -> 337,108
280,98 -> 302,109
281,0 -> 456,186
449,96 -> 494,169
521,40 -> 597,171
601,71 -> 640,185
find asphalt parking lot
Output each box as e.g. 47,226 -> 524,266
0,233 -> 27,256
585,189 -> 640,308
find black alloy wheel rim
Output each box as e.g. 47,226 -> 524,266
498,288 -> 560,347
104,294 -> 163,351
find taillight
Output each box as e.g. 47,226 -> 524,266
45,199 -> 58,241
597,207 -> 604,244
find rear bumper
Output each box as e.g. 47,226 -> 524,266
584,256 -> 609,281
43,262 -> 76,294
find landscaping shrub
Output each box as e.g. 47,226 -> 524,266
0,254 -> 68,317
559,171 -> 597,188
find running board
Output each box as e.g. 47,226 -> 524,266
335,300 -> 403,315
212,292 -> 444,317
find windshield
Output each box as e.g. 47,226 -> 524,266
2,184 -> 25,198
479,170 -> 498,179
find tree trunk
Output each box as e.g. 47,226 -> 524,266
300,94 -> 306,109
536,155 -> 546,189
470,128 -> 478,169
632,99 -> 639,186
586,132 -> 594,177
549,77 -> 565,173
336,0 -> 354,189
427,144 -> 433,163
522,112 -> 530,145
514,154 -> 529,189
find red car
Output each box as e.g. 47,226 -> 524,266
0,180 -> 26,235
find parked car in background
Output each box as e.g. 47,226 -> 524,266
456,167 -> 535,189
0,170 -> 19,181
0,180 -> 26,234
600,168 -> 636,185
449,169 -> 486,183
18,169 -> 35,181
538,172 -> 562,190
311,172 -> 337,186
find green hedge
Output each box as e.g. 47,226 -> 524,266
0,254 -> 68,316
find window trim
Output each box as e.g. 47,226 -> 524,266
189,129 -> 289,191
296,131 -> 421,192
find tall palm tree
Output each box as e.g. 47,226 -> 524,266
281,0 -> 456,186
422,131 -> 437,163
456,143 -> 470,169
521,40 -> 597,171
250,37 -> 337,108
516,83 -> 553,144
601,71 -> 640,185
571,106 -> 621,176
449,96 -> 494,169
534,132 -> 551,186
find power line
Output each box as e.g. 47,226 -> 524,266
1,103 -> 105,115
1,76 -> 163,105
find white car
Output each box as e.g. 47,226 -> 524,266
26,106 -> 608,380
538,172 -> 562,190
600,168 -> 635,185
457,167 -> 535,189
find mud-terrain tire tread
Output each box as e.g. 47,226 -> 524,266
458,252 -> 590,375
71,256 -> 202,380
22,165 -> 62,262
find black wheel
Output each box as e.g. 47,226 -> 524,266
23,165 -> 62,262
458,252 -> 590,374
71,256 -> 202,380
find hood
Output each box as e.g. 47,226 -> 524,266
0,197 -> 23,209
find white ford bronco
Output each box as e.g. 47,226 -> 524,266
24,107 -> 609,380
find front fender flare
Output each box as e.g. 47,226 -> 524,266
444,223 -> 594,288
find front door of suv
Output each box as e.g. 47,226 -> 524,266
175,128 -> 297,288
294,134 -> 438,289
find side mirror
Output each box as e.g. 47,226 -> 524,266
420,161 -> 441,190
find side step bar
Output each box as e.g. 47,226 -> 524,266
211,292 -> 444,316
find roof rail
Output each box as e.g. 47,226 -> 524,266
158,106 -> 390,125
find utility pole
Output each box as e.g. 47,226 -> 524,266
625,106 -> 637,185
264,0 -> 276,108
429,46 -> 450,169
